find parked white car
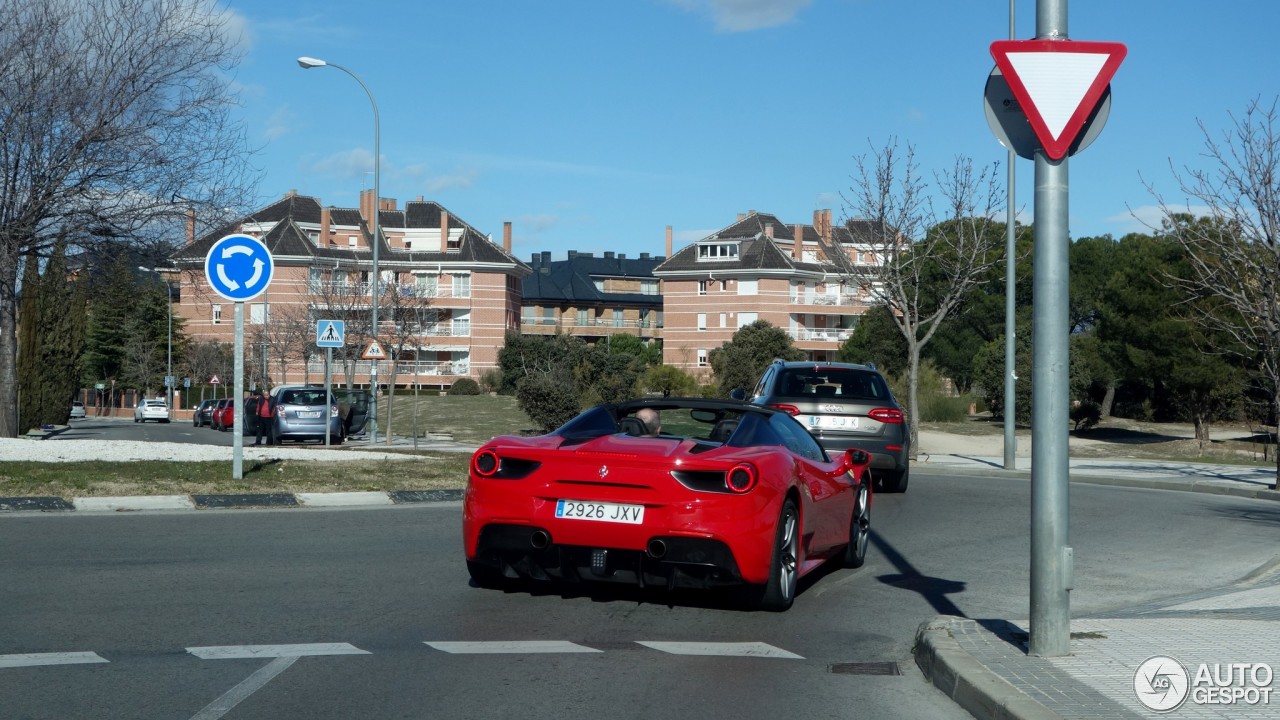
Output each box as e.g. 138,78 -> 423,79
134,398 -> 170,423
69,401 -> 86,419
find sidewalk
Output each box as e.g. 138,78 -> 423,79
914,450 -> 1280,719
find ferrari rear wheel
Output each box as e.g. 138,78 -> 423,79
752,499 -> 800,612
844,481 -> 870,568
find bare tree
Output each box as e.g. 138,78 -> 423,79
841,140 -> 1005,457
380,277 -> 433,443
1151,97 -> 1280,488
0,0 -> 257,437
185,339 -> 229,402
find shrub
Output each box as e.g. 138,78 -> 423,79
516,375 -> 582,433
479,369 -> 502,394
448,378 -> 482,396
1071,400 -> 1102,431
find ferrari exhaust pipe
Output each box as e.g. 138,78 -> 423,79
646,539 -> 667,559
530,530 -> 551,550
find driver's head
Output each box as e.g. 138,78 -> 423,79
635,408 -> 661,436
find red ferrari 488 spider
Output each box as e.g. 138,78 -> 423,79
463,398 -> 873,611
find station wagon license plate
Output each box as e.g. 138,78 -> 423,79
555,499 -> 644,524
297,411 -> 322,418
807,415 -> 859,430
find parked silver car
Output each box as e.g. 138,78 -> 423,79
750,360 -> 910,492
265,386 -> 344,444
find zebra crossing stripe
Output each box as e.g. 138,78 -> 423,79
425,641 -> 602,654
187,643 -> 370,659
637,642 -> 804,659
0,652 -> 108,668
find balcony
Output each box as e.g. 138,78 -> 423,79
790,328 -> 853,343
305,359 -> 470,377
789,293 -> 867,307
520,317 -> 663,337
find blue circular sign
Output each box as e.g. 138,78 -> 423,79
204,234 -> 275,302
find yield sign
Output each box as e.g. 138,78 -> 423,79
361,339 -> 387,361
989,40 -> 1126,161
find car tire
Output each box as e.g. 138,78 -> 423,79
467,560 -> 508,590
879,466 -> 909,494
746,498 -> 800,612
843,480 -> 870,568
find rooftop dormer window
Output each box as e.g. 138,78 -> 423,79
697,242 -> 739,261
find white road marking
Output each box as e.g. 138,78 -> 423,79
425,641 -> 603,654
0,651 -> 108,668
186,643 -> 370,659
187,655 -> 297,720
637,642 -> 804,659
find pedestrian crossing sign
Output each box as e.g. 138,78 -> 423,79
361,338 -> 387,360
316,319 -> 345,348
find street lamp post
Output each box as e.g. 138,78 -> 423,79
139,266 -> 173,421
298,56 -> 381,444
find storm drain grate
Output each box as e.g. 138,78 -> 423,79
829,662 -> 902,676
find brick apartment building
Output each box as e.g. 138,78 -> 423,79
654,209 -> 881,380
520,250 -> 666,345
165,190 -> 529,389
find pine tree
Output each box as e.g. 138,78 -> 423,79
16,253 -> 42,431
35,243 -> 86,424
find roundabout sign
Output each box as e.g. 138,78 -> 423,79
204,234 -> 274,302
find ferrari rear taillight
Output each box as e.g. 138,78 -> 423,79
769,403 -> 800,416
472,450 -> 500,477
868,407 -> 904,424
726,463 -> 757,493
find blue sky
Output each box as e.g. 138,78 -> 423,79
222,0 -> 1277,261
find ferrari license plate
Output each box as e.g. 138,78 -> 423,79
555,499 -> 644,524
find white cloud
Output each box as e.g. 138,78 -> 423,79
519,214 -> 560,233
1109,203 -> 1212,234
263,106 -> 292,141
305,148 -> 374,180
425,169 -> 479,193
665,0 -> 812,32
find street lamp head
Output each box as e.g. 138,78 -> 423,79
297,56 -> 327,69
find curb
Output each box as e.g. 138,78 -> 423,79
917,461 -> 1280,502
0,489 -> 464,513
913,617 -> 1064,720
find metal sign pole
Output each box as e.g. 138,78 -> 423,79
233,302 -> 245,480
1003,0 -> 1017,471
1029,0 -> 1072,658
325,347 -> 333,446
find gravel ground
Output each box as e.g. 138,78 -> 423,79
0,438 -> 417,463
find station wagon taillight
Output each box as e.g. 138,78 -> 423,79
768,403 -> 800,415
868,408 -> 904,424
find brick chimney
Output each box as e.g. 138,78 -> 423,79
359,189 -> 375,227
665,225 -> 672,257
503,221 -> 512,254
822,209 -> 833,242
321,207 -> 332,247
186,207 -> 196,246
440,210 -> 450,252
793,224 -> 804,259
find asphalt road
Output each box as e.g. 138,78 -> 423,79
3,464 -> 1278,719
62,415 -> 269,447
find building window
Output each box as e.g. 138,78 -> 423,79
212,304 -> 222,324
348,235 -> 358,248
577,309 -> 589,326
522,306 -> 534,323
698,280 -> 707,296
452,274 -> 471,298
640,279 -> 658,295
697,349 -> 708,367
613,308 -> 623,327
697,242 -> 739,261
249,303 -> 267,325
594,279 -> 605,293
543,307 -> 555,325
416,274 -> 439,298
308,268 -> 324,293
719,313 -> 727,328
738,311 -> 758,328
404,239 -> 413,250
697,313 -> 707,331
738,278 -> 758,295
453,310 -> 471,336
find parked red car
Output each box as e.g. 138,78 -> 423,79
210,399 -> 235,431
463,398 -> 873,611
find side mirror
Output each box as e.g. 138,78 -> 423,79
728,387 -> 747,401
843,448 -> 870,468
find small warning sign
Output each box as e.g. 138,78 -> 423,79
361,339 -> 386,360
209,374 -> 221,385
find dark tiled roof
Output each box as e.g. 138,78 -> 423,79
654,211 -> 878,276
522,253 -> 665,305
168,192 -> 528,274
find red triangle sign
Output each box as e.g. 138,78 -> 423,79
990,39 -> 1126,161
361,339 -> 386,360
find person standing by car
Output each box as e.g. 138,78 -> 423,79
254,389 -> 274,445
